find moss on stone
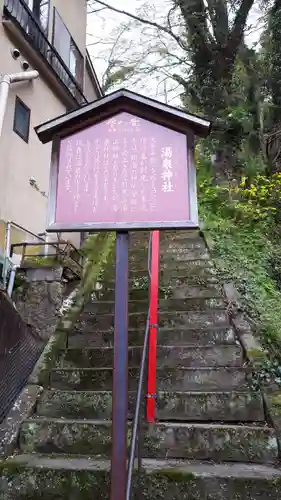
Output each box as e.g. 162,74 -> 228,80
0,459 -> 24,475
247,347 -> 267,362
1,459 -> 281,499
19,420 -> 114,455
23,256 -> 60,268
156,469 -> 196,483
267,392 -> 281,420
271,393 -> 281,408
31,329 -> 67,387
272,476 -> 281,486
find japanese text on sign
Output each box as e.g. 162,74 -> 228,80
55,112 -> 190,226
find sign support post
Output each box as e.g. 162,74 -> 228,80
110,230 -> 129,500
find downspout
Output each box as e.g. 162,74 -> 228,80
0,70 -> 39,137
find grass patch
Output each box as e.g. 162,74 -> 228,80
23,256 -> 60,268
197,152 -> 281,359
156,469 -> 196,483
202,212 -> 281,353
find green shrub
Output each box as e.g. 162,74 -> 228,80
196,147 -> 281,356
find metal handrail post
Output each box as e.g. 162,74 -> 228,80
126,232 -> 155,500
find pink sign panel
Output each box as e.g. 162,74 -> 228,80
52,112 -> 194,230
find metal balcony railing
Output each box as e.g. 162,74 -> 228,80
3,0 -> 87,106
10,240 -> 83,275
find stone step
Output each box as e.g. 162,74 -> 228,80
121,238 -> 207,259
77,310 -> 229,331
156,391 -> 264,421
57,347 -> 143,369
144,422 -> 278,463
160,249 -> 210,261
130,239 -> 206,254
128,230 -> 151,241
57,344 -> 243,369
129,248 -> 210,262
99,274 -> 220,290
2,455 -> 281,500
102,252 -> 151,264
160,230 -> 202,240
159,273 -> 220,286
104,234 -> 207,260
131,230 -> 201,243
97,277 -> 221,295
159,259 -> 214,273
129,238 -> 150,249
156,344 -> 243,367
68,326 -> 236,348
83,300 -> 148,315
48,367 -> 247,391
19,418 -> 278,463
103,259 -> 216,279
156,367 -> 248,391
36,390 -> 137,419
165,284 -> 223,299
83,297 -> 226,315
90,283 -> 223,301
103,268 -> 147,279
161,239 -> 206,252
158,297 -> 226,311
48,367 -> 139,391
127,232 -> 205,251
37,389 -> 265,422
130,234 -> 203,249
155,326 -> 236,346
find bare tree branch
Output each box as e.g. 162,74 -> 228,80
91,6 -> 106,13
88,0 -> 188,50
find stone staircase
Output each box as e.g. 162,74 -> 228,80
1,230 -> 281,499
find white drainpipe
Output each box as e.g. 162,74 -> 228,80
0,70 -> 39,137
7,264 -> 18,297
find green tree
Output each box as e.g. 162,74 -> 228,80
261,0 -> 281,172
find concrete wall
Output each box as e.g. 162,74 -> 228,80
14,266 -> 64,342
0,25 -> 65,237
84,65 -> 99,103
0,0 -> 99,251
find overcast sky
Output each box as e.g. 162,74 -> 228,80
87,1 -> 264,101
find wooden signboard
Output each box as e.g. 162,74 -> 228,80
35,89 -> 210,232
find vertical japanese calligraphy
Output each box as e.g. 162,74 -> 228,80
65,139 -> 73,193
83,140 -> 91,195
55,111 -> 190,227
73,139 -> 82,212
161,146 -> 173,193
92,139 -> 100,213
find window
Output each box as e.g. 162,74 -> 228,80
52,8 -> 84,87
13,97 -> 31,143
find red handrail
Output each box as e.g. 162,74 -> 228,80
146,230 -> 160,423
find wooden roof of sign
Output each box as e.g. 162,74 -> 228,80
35,88 -> 211,144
